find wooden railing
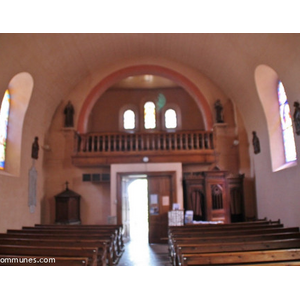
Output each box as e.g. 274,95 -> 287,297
72,130 -> 215,166
74,130 -> 214,154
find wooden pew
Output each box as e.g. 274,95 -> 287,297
180,248 -> 300,266
169,224 -> 285,237
0,255 -> 89,266
34,224 -> 124,251
16,227 -> 124,260
169,219 -> 281,232
175,238 -> 300,266
0,232 -> 117,265
0,238 -> 108,266
0,245 -> 98,266
168,227 -> 300,261
6,229 -> 122,262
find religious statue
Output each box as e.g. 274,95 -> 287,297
214,99 -> 224,123
31,136 -> 39,159
64,101 -> 74,127
293,101 -> 300,135
252,131 -> 260,154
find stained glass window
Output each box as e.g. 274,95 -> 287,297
144,101 -> 156,129
123,109 -> 135,130
165,109 -> 177,129
0,90 -> 11,170
278,81 -> 297,162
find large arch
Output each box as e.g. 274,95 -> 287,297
77,65 -> 213,133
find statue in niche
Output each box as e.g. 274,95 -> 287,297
252,131 -> 260,154
293,101 -> 300,135
31,136 -> 39,159
64,101 -> 74,127
214,99 -> 224,123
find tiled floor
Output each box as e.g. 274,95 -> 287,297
117,238 -> 172,266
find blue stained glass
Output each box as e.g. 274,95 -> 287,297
0,90 -> 11,170
278,81 -> 297,163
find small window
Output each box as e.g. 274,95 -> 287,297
278,81 -> 297,162
123,109 -> 135,130
165,109 -> 177,129
144,101 -> 156,129
0,90 -> 11,170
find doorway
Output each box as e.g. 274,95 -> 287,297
128,177 -> 149,243
119,172 -> 175,244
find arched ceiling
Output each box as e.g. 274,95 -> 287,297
1,33 -> 300,133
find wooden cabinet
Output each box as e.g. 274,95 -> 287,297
55,186 -> 81,224
227,173 -> 245,222
183,169 -> 244,224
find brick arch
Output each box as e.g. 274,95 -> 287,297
77,65 -> 213,133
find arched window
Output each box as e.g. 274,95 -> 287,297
165,108 -> 177,129
144,101 -> 156,129
0,90 -> 11,170
277,81 -> 297,162
255,65 -> 297,171
0,72 -> 33,176
123,109 -> 135,130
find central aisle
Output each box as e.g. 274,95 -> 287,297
117,238 -> 171,266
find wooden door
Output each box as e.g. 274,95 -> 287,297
148,174 -> 174,244
121,177 -> 130,238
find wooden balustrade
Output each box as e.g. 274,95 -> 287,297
72,130 -> 215,167
75,130 -> 214,153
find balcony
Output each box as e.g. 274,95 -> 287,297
72,130 -> 215,167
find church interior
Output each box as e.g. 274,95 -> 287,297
1,32 -> 300,279
1,2 -> 300,294
1,33 -> 300,233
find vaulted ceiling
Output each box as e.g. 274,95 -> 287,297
1,33 -> 300,134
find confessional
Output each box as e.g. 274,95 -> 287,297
183,169 -> 244,223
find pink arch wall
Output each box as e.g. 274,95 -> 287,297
77,65 -> 213,133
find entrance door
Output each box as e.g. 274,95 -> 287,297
148,174 -> 174,243
117,172 -> 175,244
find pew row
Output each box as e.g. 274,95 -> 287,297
33,224 -> 124,252
175,238 -> 300,266
169,219 -> 281,232
0,237 -> 109,266
180,248 -> 300,266
5,229 -> 123,265
0,233 -> 116,266
0,255 -> 89,266
0,245 -> 98,266
168,226 -> 300,263
20,226 -> 124,258
168,220 -> 300,266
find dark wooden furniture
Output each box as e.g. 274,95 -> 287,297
181,248 -> 300,266
183,169 -> 245,223
0,224 -> 124,266
0,244 -> 98,266
167,220 -> 300,266
54,184 -> 81,224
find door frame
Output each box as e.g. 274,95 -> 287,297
116,171 -> 177,226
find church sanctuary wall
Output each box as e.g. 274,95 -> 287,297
0,83 -> 47,233
89,87 -> 205,132
42,58 -> 255,225
248,77 -> 300,228
42,115 -> 111,225
231,56 -> 300,229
